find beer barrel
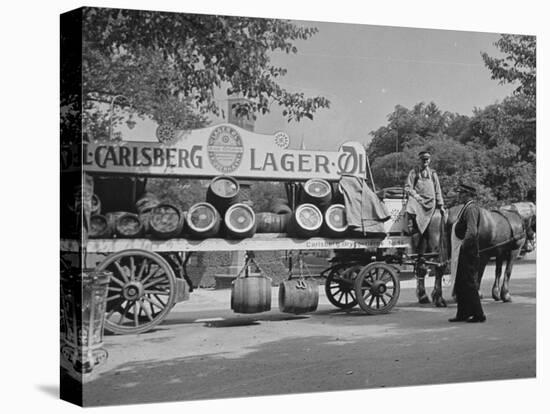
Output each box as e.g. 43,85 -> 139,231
91,194 -> 101,215
300,179 -> 332,210
278,279 -> 319,314
114,212 -> 144,238
148,203 -> 185,239
89,214 -> 111,238
231,275 -> 272,313
256,212 -> 291,233
206,176 -> 240,215
224,203 -> 257,239
135,192 -> 160,214
186,202 -> 221,239
270,198 -> 292,215
288,204 -> 323,238
323,204 -> 348,238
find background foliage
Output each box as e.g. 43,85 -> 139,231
367,34 -> 535,208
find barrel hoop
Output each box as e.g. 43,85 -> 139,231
187,202 -> 219,233
304,178 -> 331,198
225,203 -> 256,233
295,204 -> 323,231
325,204 -> 348,232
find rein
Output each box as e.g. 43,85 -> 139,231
478,209 -> 526,253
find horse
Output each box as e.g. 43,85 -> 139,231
445,203 -> 536,302
409,210 -> 448,307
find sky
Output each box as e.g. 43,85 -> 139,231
119,18 -> 517,150
233,21 -> 516,150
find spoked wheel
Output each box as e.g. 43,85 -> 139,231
324,264 -> 362,309
96,249 -> 177,334
354,262 -> 400,315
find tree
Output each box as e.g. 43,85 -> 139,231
80,7 -> 330,138
482,34 -> 536,104
368,102 -> 455,159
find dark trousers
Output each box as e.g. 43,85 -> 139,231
454,249 -> 484,319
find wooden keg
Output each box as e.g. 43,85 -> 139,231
270,198 -> 292,215
185,202 -> 221,239
323,204 -> 349,238
135,192 -> 160,214
288,204 -> 323,238
206,176 -> 240,215
256,212 -> 291,233
224,203 -> 257,239
300,179 -> 332,210
114,212 -> 144,238
231,275 -> 272,313
89,214 -> 111,238
148,203 -> 185,239
91,194 -> 101,215
278,279 -> 319,314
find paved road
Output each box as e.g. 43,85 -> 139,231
76,259 -> 536,406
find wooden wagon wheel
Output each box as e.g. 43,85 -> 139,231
324,264 -> 361,309
354,262 -> 400,315
96,249 -> 177,335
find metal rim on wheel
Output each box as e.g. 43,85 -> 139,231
324,264 -> 360,309
96,249 -> 177,335
354,262 -> 400,315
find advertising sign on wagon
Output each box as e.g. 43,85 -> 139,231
62,123 -> 367,181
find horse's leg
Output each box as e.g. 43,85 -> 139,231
477,254 -> 489,300
428,212 -> 446,307
415,232 -> 430,304
501,248 -> 521,302
431,264 -> 447,307
492,253 -> 503,301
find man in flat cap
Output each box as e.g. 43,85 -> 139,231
449,183 -> 486,322
404,150 -> 445,303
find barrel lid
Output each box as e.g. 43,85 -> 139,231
150,204 -> 181,231
116,213 -> 142,234
325,204 -> 348,232
304,179 -> 331,198
225,203 -> 256,233
295,204 -> 323,231
211,176 -> 239,198
187,202 -> 219,232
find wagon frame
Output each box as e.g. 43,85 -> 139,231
61,123 -> 427,335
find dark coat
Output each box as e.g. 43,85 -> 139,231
454,200 -> 485,319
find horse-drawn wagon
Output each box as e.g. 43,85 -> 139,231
61,123 -> 447,335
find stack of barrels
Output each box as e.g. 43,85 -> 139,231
286,178 -> 349,239
88,176 -> 350,240
188,175 -> 256,240
89,192 -> 185,239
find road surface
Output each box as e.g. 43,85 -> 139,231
69,258 -> 536,406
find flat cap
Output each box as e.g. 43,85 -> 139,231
418,150 -> 431,159
457,183 -> 477,195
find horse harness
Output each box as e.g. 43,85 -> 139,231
478,209 -> 526,254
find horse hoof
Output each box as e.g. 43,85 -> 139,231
492,289 -> 500,301
501,293 -> 512,302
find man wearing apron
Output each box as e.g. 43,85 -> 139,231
404,151 -> 445,303
449,183 -> 486,323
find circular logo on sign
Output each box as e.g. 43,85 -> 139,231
274,131 -> 290,149
207,125 -> 244,173
156,123 -> 177,144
